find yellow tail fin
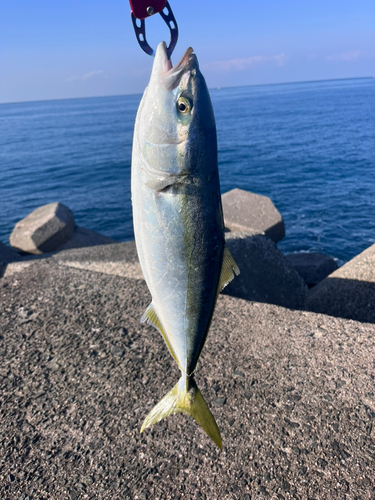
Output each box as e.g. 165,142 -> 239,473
140,376 -> 222,449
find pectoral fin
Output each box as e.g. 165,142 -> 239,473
218,244 -> 240,292
145,174 -> 188,192
141,302 -> 180,368
145,177 -> 175,191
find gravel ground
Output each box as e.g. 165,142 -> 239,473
1,261 -> 375,499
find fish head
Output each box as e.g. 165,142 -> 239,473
137,41 -> 217,178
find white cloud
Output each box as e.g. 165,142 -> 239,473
82,70 -> 104,80
326,51 -> 362,62
203,54 -> 288,72
67,70 -> 104,82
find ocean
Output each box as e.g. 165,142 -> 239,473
1,77 -> 374,264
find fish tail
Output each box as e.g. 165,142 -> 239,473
140,375 -> 222,449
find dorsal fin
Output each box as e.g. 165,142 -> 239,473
141,302 -> 181,368
218,244 -> 240,293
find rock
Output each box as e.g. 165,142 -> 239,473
285,252 -> 338,287
306,243 -> 375,323
222,188 -> 285,243
212,396 -> 226,406
224,232 -> 307,309
111,345 -> 125,357
9,202 -> 75,255
54,226 -> 117,251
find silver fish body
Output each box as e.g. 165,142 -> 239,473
131,42 -> 239,447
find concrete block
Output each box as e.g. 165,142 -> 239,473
223,231 -> 307,309
222,188 -> 285,243
307,243 -> 375,323
285,252 -> 338,287
0,241 -> 22,278
0,241 -> 21,263
9,202 -> 75,255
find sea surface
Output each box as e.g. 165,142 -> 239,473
1,77 -> 374,264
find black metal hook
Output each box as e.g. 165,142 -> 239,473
131,1 -> 178,59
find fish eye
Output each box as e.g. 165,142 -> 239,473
177,97 -> 191,115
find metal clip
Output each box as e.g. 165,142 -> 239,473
131,1 -> 178,59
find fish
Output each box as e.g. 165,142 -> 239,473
131,41 -> 239,448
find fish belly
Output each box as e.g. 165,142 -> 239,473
132,169 -> 224,375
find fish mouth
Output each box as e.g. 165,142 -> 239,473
156,42 -> 197,91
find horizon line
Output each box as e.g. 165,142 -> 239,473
0,75 -> 372,106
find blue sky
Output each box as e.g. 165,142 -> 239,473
1,0 -> 374,103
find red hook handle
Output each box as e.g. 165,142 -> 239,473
129,0 -> 167,20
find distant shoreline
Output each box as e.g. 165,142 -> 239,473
0,76 -> 372,107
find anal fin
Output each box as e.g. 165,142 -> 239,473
218,244 -> 240,292
141,302 -> 180,368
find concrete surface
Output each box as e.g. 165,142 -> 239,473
55,227 -> 118,252
9,202 -> 75,255
50,241 -> 143,280
3,237 -> 307,310
307,243 -> 375,323
285,253 -> 338,288
222,189 -> 285,243
2,242 -> 140,281
0,260 -> 374,499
